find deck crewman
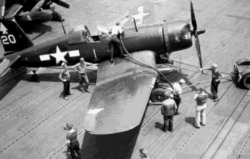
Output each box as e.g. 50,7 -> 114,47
59,62 -> 72,100
65,123 -> 81,159
74,57 -> 97,93
172,79 -> 185,115
161,91 -> 177,132
108,21 -> 126,63
139,148 -> 150,159
200,63 -> 222,102
194,88 -> 208,128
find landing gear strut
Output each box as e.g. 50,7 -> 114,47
30,71 -> 38,81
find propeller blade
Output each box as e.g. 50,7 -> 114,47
195,36 -> 203,69
190,1 -> 197,33
51,0 -> 70,9
0,0 -> 5,18
29,0 -> 45,18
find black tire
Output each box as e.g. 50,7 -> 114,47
150,88 -> 167,102
242,73 -> 250,89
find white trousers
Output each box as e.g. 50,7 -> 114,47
195,104 -> 207,127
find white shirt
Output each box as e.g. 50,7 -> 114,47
173,82 -> 182,95
110,25 -> 123,35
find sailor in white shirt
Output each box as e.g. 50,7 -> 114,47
108,21 -> 125,63
172,79 -> 185,115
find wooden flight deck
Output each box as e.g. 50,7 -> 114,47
1,0 -> 250,158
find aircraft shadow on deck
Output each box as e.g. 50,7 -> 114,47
17,21 -> 54,41
22,70 -> 97,84
163,69 -> 198,91
18,21 -> 52,34
0,73 -> 23,101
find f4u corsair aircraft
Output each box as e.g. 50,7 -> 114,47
0,2 -> 204,135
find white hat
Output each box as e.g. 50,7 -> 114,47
140,149 -> 149,155
179,79 -> 185,85
61,62 -> 66,67
66,123 -> 73,129
165,90 -> 173,98
80,57 -> 85,61
212,63 -> 218,68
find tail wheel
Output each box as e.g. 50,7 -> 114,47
150,88 -> 167,102
242,73 -> 250,89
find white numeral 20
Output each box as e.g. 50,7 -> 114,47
1,34 -> 16,45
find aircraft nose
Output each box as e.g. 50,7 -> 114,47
163,21 -> 193,53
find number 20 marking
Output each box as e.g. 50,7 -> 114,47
1,34 -> 16,45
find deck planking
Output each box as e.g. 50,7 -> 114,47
1,0 -> 250,158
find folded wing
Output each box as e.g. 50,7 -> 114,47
83,51 -> 157,134
0,55 -> 20,77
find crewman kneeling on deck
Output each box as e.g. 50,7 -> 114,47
66,123 -> 81,159
161,92 -> 177,132
194,88 -> 208,129
108,21 -> 125,63
59,62 -> 72,100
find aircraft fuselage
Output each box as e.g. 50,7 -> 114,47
15,21 -> 192,67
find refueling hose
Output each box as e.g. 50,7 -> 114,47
119,36 -> 232,90
119,36 -> 174,89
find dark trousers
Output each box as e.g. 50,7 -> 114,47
108,35 -> 124,61
211,80 -> 220,99
69,141 -> 81,159
63,81 -> 70,97
79,74 -> 89,91
173,95 -> 181,113
163,115 -> 174,131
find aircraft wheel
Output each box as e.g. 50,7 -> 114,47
30,74 -> 38,81
242,73 -> 250,89
150,88 -> 167,102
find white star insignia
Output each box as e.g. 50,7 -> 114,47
50,46 -> 68,64
131,6 -> 150,25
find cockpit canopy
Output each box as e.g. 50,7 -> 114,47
67,25 -> 90,44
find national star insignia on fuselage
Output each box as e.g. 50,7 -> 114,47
50,46 -> 68,64
39,46 -> 80,64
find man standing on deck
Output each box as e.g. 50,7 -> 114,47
194,88 -> 208,128
74,57 -> 97,93
66,123 -> 81,159
200,63 -> 222,102
161,92 -> 177,132
172,79 -> 185,115
59,62 -> 72,100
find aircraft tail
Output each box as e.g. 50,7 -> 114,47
0,18 -> 33,54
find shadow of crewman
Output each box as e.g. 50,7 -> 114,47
185,117 -> 196,128
154,122 -> 164,131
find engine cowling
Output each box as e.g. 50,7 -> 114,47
163,21 -> 192,53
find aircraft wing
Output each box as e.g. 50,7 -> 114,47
0,55 -> 20,76
83,51 -> 157,134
